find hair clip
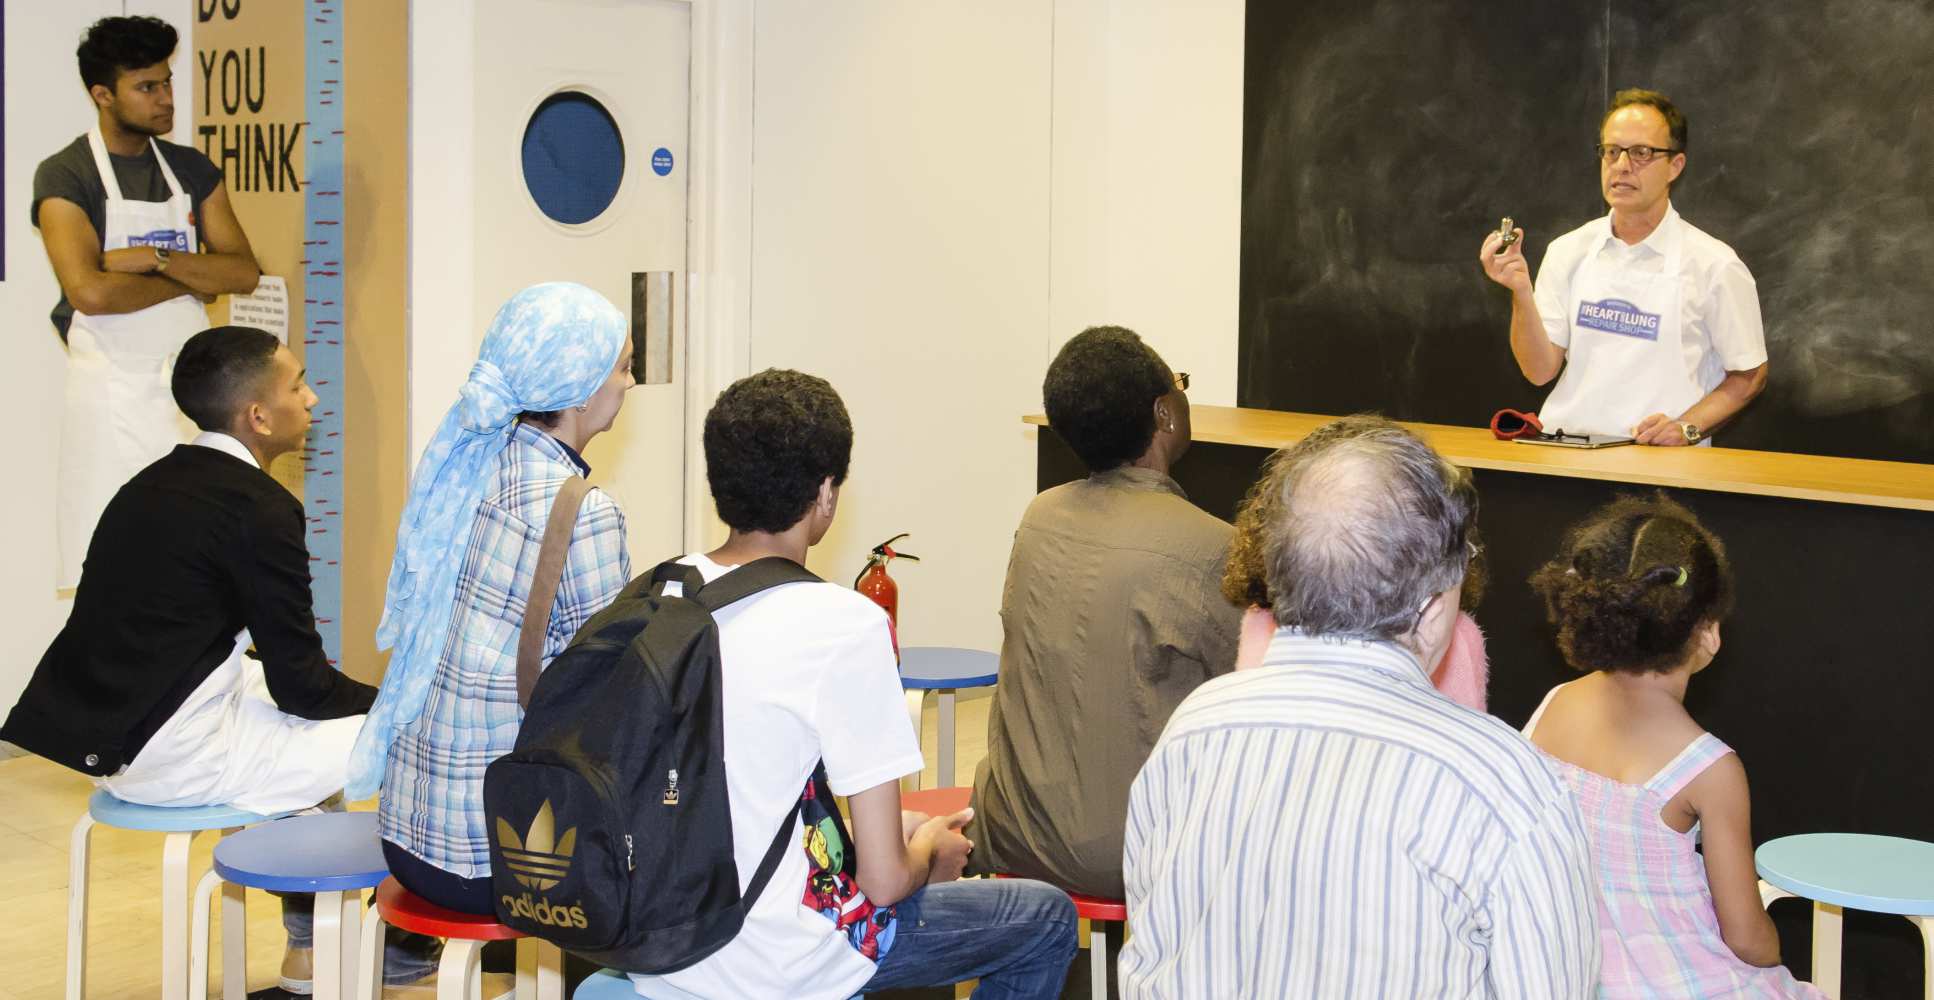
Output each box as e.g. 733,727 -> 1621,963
1672,566 -> 1688,587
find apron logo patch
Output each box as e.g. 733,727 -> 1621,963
1576,298 -> 1661,341
128,229 -> 191,252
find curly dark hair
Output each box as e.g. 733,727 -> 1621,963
1042,326 -> 1173,473
79,16 -> 177,93
1530,493 -> 1733,674
703,369 -> 853,534
1222,450 -> 1284,608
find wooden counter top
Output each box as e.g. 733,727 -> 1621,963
1025,405 -> 1934,512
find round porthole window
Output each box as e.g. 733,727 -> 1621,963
521,91 -> 625,225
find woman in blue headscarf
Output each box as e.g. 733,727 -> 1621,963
350,281 -> 634,916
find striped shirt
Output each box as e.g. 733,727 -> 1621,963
1121,631 -> 1599,999
379,423 -> 630,877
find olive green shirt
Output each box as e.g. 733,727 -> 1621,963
969,465 -> 1241,898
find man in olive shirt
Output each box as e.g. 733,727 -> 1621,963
969,326 -> 1241,903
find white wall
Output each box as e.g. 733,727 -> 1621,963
747,1 -> 1055,650
745,0 -> 1244,651
1048,0 -> 1245,407
0,0 -> 194,714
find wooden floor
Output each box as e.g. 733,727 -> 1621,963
0,691 -> 993,998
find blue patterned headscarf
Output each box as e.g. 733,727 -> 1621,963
346,282 -> 626,798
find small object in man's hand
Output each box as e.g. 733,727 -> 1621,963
1494,216 -> 1519,253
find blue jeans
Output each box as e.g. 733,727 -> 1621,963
859,878 -> 1077,1000
282,895 -> 442,986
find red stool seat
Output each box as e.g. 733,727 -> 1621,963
1069,891 -> 1126,922
902,785 -> 972,816
373,877 -> 526,941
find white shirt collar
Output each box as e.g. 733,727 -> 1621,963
1598,201 -> 1682,257
190,430 -> 261,470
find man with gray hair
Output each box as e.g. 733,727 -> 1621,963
1119,415 -> 1599,999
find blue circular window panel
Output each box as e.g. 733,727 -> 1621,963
521,92 -> 625,225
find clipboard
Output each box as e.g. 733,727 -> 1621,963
1512,432 -> 1634,449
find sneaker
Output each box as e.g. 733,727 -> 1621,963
277,945 -> 313,994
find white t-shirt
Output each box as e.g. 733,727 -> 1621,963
629,554 -> 924,1000
1533,205 -> 1767,395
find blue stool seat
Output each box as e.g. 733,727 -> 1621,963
212,811 -> 389,893
195,813 -> 390,1000
898,646 -> 999,689
88,787 -> 280,832
574,969 -> 634,999
897,647 -> 998,790
1757,833 -> 1934,916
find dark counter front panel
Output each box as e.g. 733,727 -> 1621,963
1039,426 -> 1934,993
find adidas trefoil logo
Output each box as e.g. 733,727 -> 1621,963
496,800 -> 577,891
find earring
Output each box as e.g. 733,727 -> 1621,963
577,403 -> 589,412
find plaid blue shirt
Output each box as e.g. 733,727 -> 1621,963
379,422 -> 631,876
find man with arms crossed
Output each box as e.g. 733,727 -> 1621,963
1480,89 -> 1767,446
34,16 -> 262,587
1121,416 -> 1599,998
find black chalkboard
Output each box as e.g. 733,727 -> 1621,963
1240,0 -> 1934,464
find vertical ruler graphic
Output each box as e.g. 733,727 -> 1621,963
302,0 -> 345,665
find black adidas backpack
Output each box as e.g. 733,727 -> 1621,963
482,555 -> 821,972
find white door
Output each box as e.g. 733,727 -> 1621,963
474,0 -> 692,567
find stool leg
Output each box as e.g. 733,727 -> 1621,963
903,689 -> 926,791
1912,915 -> 1934,1000
218,827 -> 246,1000
515,937 -> 535,998
1813,900 -> 1843,998
436,938 -> 482,1000
1759,879 -> 1794,910
353,900 -> 386,1000
1089,920 -> 1109,1000
221,879 -> 247,1000
937,689 -> 957,788
67,812 -> 95,1000
515,938 -> 564,1000
162,829 -> 201,1000
313,889 -> 345,1000
337,890 -> 364,993
189,869 -> 221,1000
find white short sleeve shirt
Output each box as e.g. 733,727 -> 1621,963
628,554 -> 924,1000
1533,205 -> 1767,392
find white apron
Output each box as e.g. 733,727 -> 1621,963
56,127 -> 208,588
1539,234 -> 1708,441
101,629 -> 364,815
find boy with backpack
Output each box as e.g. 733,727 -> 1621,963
492,368 -> 1076,999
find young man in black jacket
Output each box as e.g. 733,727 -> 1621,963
0,326 -> 406,991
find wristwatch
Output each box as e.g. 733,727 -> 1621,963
1677,421 -> 1703,444
153,246 -> 172,273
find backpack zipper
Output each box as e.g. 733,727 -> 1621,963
625,833 -> 635,871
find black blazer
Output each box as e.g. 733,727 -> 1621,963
2,444 -> 375,775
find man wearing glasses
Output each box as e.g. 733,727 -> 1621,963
1478,89 -> 1767,446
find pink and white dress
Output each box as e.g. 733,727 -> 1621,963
1526,687 -> 1825,999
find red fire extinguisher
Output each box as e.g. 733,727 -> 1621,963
855,533 -> 919,656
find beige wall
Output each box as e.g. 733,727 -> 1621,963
340,2 -> 411,685
192,1 -> 309,492
0,2 -> 411,709
745,0 -> 1244,652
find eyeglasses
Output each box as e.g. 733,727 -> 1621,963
1172,372 -> 1191,391
1411,539 -> 1482,630
1596,143 -> 1679,166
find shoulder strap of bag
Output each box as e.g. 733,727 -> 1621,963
516,476 -> 595,709
691,556 -> 821,612
739,762 -> 824,911
694,557 -> 821,909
